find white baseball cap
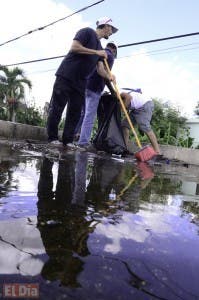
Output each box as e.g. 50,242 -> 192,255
96,17 -> 118,34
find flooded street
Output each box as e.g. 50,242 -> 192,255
0,144 -> 199,300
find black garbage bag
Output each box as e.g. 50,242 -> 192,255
93,92 -> 127,155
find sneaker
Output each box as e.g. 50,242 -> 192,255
49,140 -> 62,146
75,144 -> 87,151
65,143 -> 78,150
77,143 -> 96,152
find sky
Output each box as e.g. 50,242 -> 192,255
0,0 -> 199,118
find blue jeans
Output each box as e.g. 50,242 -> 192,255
78,89 -> 101,145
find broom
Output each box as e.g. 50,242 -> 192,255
104,59 -> 157,162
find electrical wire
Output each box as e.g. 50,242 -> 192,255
0,0 -> 104,47
3,38 -> 199,68
118,31 -> 199,48
26,41 -> 199,76
117,42 -> 199,59
3,55 -> 65,67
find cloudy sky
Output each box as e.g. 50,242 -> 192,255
1,0 -> 199,117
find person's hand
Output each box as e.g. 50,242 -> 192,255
96,50 -> 108,59
109,73 -> 116,85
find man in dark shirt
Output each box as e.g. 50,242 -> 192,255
77,42 -> 117,149
47,17 -> 118,148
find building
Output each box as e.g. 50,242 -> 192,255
186,118 -> 199,148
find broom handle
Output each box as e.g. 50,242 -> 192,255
104,59 -> 142,149
117,174 -> 137,199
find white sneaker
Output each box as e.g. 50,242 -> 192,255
75,144 -> 87,151
66,143 -> 78,149
77,143 -> 96,152
49,140 -> 62,146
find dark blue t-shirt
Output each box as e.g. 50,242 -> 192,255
86,48 -> 114,93
55,27 -> 103,94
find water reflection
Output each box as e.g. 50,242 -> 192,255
36,153 -> 199,299
37,153 -> 151,289
37,154 -> 91,287
0,145 -> 199,299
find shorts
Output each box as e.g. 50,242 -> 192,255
121,101 -> 154,133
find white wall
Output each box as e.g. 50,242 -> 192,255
186,119 -> 199,148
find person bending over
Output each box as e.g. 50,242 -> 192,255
120,89 -> 160,154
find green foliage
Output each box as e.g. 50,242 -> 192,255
0,66 -> 46,127
151,99 -> 187,145
0,106 -> 8,120
140,175 -> 182,202
91,118 -> 98,140
0,97 -> 45,127
59,118 -> 65,129
0,66 -> 32,122
16,105 -> 44,126
194,101 -> 199,116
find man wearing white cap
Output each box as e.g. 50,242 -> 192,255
47,17 -> 118,148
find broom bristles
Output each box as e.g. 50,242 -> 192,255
137,162 -> 155,180
135,145 -> 157,162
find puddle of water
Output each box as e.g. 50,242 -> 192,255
0,145 -> 199,300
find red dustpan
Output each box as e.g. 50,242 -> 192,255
137,161 -> 155,180
134,145 -> 157,162
104,59 -> 157,162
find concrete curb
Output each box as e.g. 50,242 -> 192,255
160,145 -> 199,166
0,120 -> 48,141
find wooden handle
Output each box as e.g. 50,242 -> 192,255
104,59 -> 142,149
117,174 -> 137,199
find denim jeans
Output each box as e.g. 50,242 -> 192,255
78,89 -> 101,145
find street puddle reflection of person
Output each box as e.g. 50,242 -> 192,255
37,153 -> 92,287
37,152 -> 154,290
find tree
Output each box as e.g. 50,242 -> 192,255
0,66 -> 32,122
16,103 -> 44,126
194,101 -> 199,116
151,99 -> 192,147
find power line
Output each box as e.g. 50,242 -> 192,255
4,55 -> 65,67
2,31 -> 199,68
118,31 -> 199,48
26,41 -> 199,76
0,0 -> 104,48
117,42 -> 199,59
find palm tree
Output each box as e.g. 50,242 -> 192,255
0,66 -> 32,122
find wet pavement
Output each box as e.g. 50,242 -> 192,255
0,143 -> 199,300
